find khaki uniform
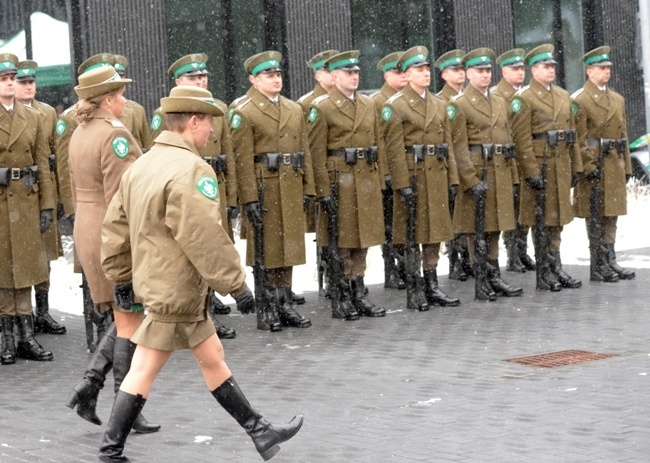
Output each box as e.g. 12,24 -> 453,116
511,79 -> 583,229
384,84 -> 459,246
0,102 -> 54,294
69,108 -> 142,304
122,100 -> 152,150
55,107 -> 77,217
102,131 -> 246,350
231,87 -> 315,270
490,79 -> 518,103
151,100 -> 237,240
436,84 -> 461,104
308,88 -> 385,254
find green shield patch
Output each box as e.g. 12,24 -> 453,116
231,114 -> 241,130
571,102 -> 578,117
511,98 -> 522,114
381,106 -> 392,122
55,119 -> 66,136
112,136 -> 130,159
446,105 -> 456,121
196,176 -> 218,200
151,114 -> 162,131
308,107 -> 318,123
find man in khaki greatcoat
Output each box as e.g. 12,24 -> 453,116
382,46 -> 460,311
511,44 -> 584,291
308,50 -> 387,320
0,53 -> 55,364
572,46 -> 634,282
113,55 -> 152,150
230,51 -> 315,331
16,60 -> 67,335
447,48 -> 522,301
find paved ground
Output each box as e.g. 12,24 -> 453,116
1,251 -> 649,463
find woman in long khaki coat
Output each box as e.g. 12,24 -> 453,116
64,66 -> 159,434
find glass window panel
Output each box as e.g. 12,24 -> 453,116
230,0 -> 264,98
560,0 -> 585,92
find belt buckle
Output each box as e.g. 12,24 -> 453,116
557,130 -> 565,141
10,168 -> 20,180
425,145 -> 436,156
282,153 -> 291,165
494,144 -> 503,155
608,140 -> 616,151
356,148 -> 364,159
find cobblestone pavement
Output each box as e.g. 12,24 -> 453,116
1,251 -> 649,463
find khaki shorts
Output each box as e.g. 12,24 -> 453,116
130,315 -> 216,351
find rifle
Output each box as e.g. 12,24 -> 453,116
80,272 -> 95,352
382,184 -> 396,278
327,171 -> 343,311
404,172 -> 424,310
474,145 -> 489,298
533,140 -> 551,290
588,140 -> 605,276
316,202 -> 329,297
252,171 -> 269,320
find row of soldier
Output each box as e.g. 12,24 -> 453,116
0,42 -> 635,368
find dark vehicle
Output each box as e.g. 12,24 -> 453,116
629,134 -> 650,185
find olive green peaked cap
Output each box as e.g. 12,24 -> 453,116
78,53 -> 115,75
581,46 -> 612,67
463,48 -> 496,69
0,53 -> 18,76
525,44 -> 557,67
244,51 -> 283,76
377,51 -> 403,72
397,46 -> 429,72
497,48 -> 525,67
168,53 -> 209,79
434,49 -> 465,71
16,60 -> 38,81
325,50 -> 361,71
308,50 -> 339,71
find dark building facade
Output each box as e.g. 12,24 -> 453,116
1,0 -> 644,138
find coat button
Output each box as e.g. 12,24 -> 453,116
8,191 -> 13,196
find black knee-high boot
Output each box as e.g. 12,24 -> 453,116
212,376 -> 303,461
95,390 -> 146,463
112,337 -> 161,434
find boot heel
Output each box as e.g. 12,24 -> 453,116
65,390 -> 79,409
260,444 -> 280,461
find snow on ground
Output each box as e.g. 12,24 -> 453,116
49,192 -> 650,317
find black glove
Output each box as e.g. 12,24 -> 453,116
114,282 -> 135,310
227,206 -> 238,220
448,185 -> 457,204
303,195 -> 313,212
233,286 -> 255,314
320,195 -> 336,215
245,202 -> 263,228
40,209 -> 53,233
469,182 -> 487,200
68,213 -> 75,230
400,187 -> 416,206
585,167 -> 600,181
526,175 -> 546,191
56,202 -> 65,220
384,175 -> 392,190
571,172 -> 580,187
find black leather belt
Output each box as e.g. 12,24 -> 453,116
0,165 -> 38,186
202,155 -> 227,174
587,137 -> 627,154
327,147 -> 378,164
48,154 -> 56,172
469,143 -> 516,159
405,144 -> 448,161
254,152 -> 305,171
532,129 -> 577,146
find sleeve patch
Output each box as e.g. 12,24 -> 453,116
511,98 -> 522,113
227,108 -> 234,122
230,114 -> 241,130
308,107 -> 318,123
571,102 -> 578,116
112,136 -> 130,159
446,105 -> 456,121
196,176 -> 218,200
381,106 -> 392,122
55,119 -> 66,136
151,114 -> 162,131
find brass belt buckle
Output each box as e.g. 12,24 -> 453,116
356,148 -> 364,159
11,168 -> 20,180
425,145 -> 436,156
282,153 -> 291,165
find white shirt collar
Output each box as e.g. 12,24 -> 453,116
2,103 -> 14,111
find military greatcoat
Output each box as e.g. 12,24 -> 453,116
69,108 -> 141,303
511,79 -> 583,227
383,84 -> 459,244
230,87 -> 315,268
436,83 -> 461,104
121,100 -> 152,150
572,80 -> 632,218
0,102 -> 54,289
308,88 -> 385,249
448,83 -> 518,233
55,106 -> 78,217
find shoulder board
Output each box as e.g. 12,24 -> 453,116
570,88 -> 584,100
108,119 -> 125,128
297,91 -> 314,103
235,98 -> 252,111
435,90 -> 443,97
514,85 -> 530,97
386,92 -> 403,104
312,94 -> 330,106
231,95 -> 248,107
489,85 -> 498,93
369,91 -> 381,98
450,94 -> 463,103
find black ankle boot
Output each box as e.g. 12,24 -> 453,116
487,259 -> 523,297
332,279 -> 360,320
606,243 -> 635,280
350,277 -> 386,317
277,288 -> 311,328
209,291 -> 231,314
474,265 -> 497,301
291,290 -> 306,305
423,269 -> 460,306
590,243 -> 619,283
34,291 -> 67,334
550,252 -> 582,288
207,301 -> 236,339
65,323 -> 117,425
96,390 -> 147,463
15,315 -> 53,361
113,337 -> 160,434
518,236 -> 536,271
505,231 -> 526,273
212,376 -> 303,461
1,316 -> 16,365
257,289 -> 282,332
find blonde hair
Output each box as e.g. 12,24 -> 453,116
75,89 -> 120,124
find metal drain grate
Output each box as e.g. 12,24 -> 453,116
505,350 -> 617,368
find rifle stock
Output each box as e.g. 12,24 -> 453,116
404,174 -> 423,308
534,144 -> 551,289
253,171 -> 268,313
327,172 -> 343,309
588,141 -> 604,273
474,147 -> 488,297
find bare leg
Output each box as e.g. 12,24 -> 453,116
191,333 -> 232,390
119,345 -> 171,398
113,310 -> 144,339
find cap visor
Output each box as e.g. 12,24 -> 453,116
259,66 -> 283,74
591,60 -> 612,67
0,69 -> 17,76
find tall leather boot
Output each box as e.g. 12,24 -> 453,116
113,337 -> 160,434
590,242 -> 619,283
277,288 -> 311,328
65,323 -> 117,425
474,264 -> 497,301
459,241 -> 474,278
94,310 -> 115,345
518,235 -> 536,271
291,290 -> 306,305
15,315 -> 53,361
383,245 -> 406,289
606,243 -> 635,280
34,291 -> 66,334
448,237 -> 469,281
332,279 -> 360,320
550,252 -> 582,288
257,290 -> 282,332
209,291 -> 231,314
1,316 -> 16,365
95,390 -> 147,463
423,269 -> 460,306
350,277 -> 386,317
212,376 -> 303,461
487,259 -> 523,297
505,231 -> 526,273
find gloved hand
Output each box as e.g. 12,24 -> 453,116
526,175 -> 546,191
320,195 -> 336,215
571,172 -> 580,187
585,167 -> 600,181
469,182 -> 487,200
56,202 -> 65,220
227,206 -> 238,220
245,202 -> 263,228
40,209 -> 53,233
400,187 -> 416,206
114,282 -> 135,310
384,175 -> 392,190
233,286 -> 255,314
448,184 -> 457,204
303,195 -> 313,212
